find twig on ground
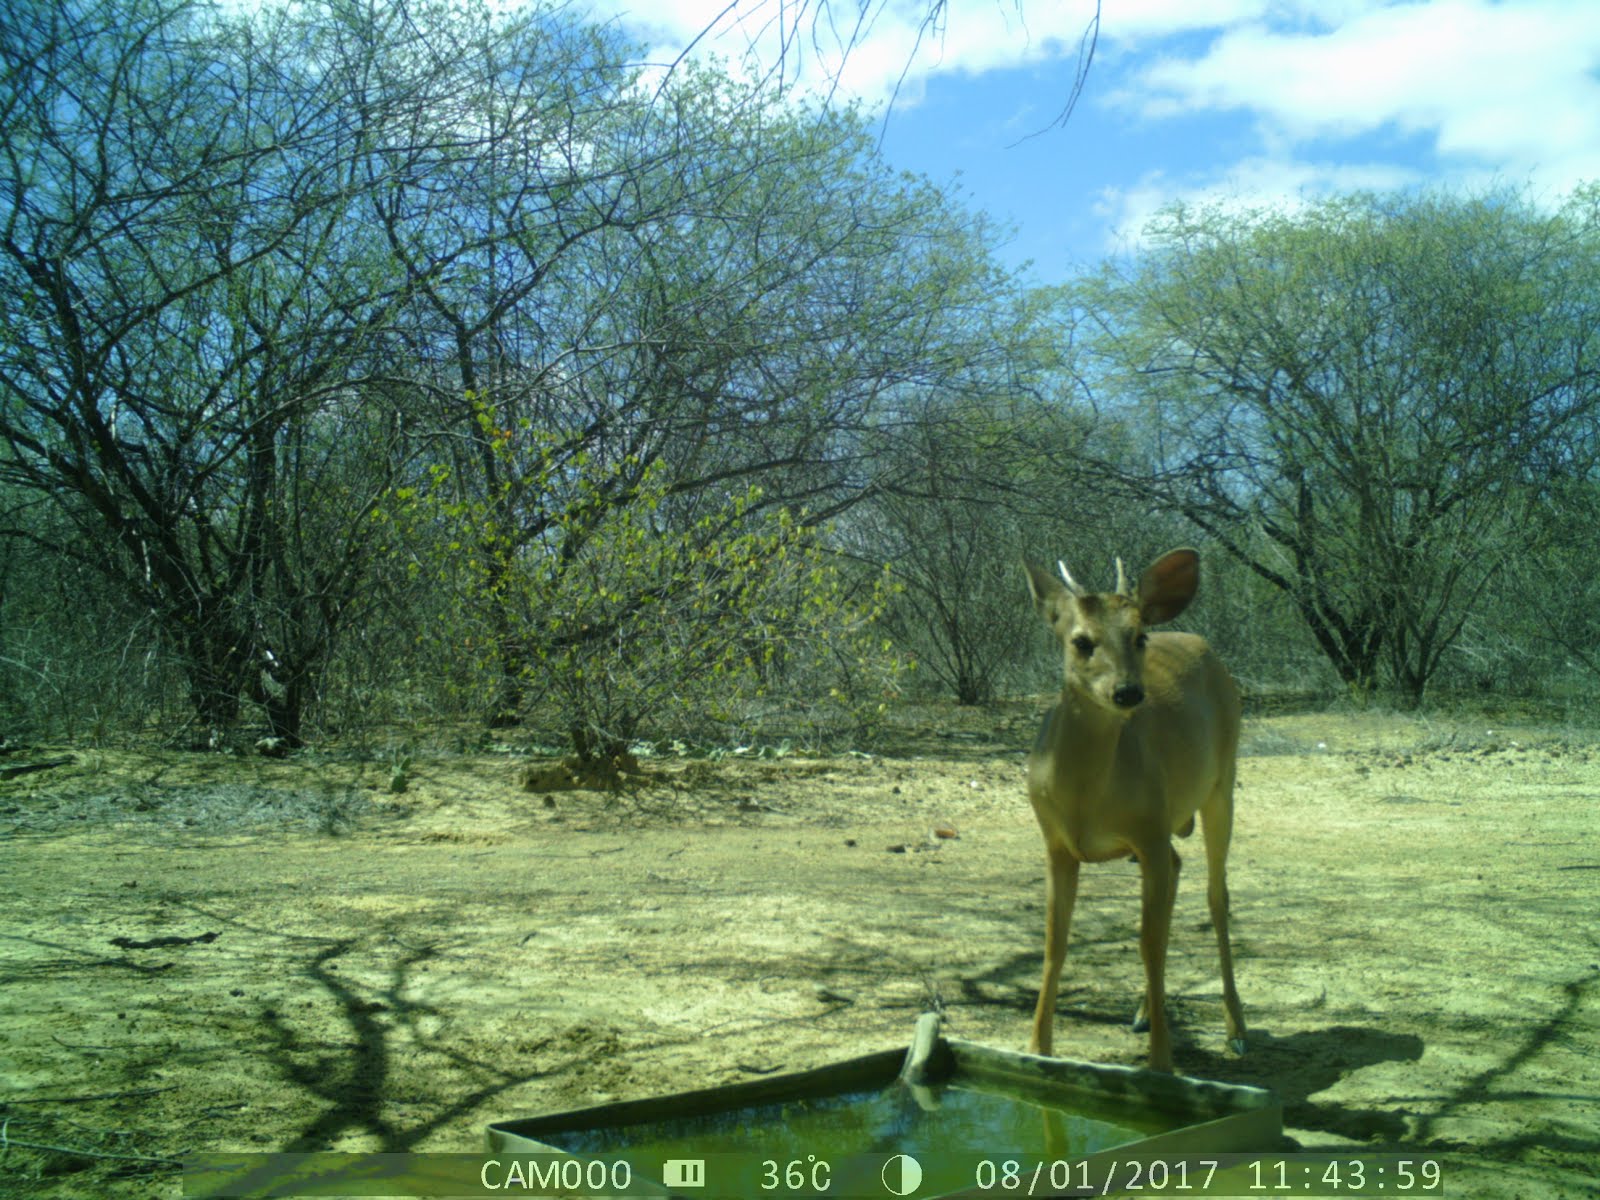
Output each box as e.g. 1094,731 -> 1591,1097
5,1085 -> 179,1105
0,1133 -> 182,1167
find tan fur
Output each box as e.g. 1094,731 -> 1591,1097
1022,548 -> 1247,1072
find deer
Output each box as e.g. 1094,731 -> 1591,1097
1021,548 -> 1246,1073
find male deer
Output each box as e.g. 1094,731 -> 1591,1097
1022,548 -> 1246,1073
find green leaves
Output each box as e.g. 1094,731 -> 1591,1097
393,397 -> 901,755
1,0 -> 1042,743
1079,187 -> 1600,702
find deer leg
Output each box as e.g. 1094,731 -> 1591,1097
1134,844 -> 1178,1071
1133,845 -> 1181,1033
1203,785 -> 1247,1054
1029,845 -> 1080,1057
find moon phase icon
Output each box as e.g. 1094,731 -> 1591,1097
881,1153 -> 923,1196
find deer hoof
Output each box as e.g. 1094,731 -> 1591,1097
1229,1037 -> 1248,1055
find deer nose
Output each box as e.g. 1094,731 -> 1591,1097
1112,684 -> 1145,709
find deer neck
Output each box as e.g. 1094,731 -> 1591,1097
1051,681 -> 1131,784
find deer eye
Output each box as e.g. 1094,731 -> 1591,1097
1071,635 -> 1095,658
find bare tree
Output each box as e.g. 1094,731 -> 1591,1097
1075,189 -> 1600,704
0,0 -> 431,742
0,0 -> 1107,747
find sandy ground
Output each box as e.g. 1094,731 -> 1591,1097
1,705 -> 1597,1199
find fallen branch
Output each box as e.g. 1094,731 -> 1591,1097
0,1132 -> 182,1168
5,1085 -> 178,1105
109,931 -> 219,950
0,756 -> 74,781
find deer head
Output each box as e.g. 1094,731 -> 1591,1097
1024,549 -> 1200,715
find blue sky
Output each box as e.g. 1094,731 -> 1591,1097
595,0 -> 1600,285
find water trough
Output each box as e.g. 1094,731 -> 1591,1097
487,1013 -> 1281,1197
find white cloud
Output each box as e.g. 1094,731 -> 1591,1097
597,1 -> 1390,101
598,0 -> 1113,106
1130,0 -> 1600,184
1092,0 -> 1278,43
1095,156 -> 1425,252
1083,0 -> 1600,254
602,1 -> 1600,177
593,0 -> 1600,264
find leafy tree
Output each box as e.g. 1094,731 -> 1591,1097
0,0 -> 1108,750
380,411 -> 901,756
0,482 -> 173,738
860,388 -> 1079,704
1472,465 -> 1600,695
367,26 -> 1050,732
1075,188 -> 1600,704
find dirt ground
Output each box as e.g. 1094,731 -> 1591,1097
2,703 -> 1597,1199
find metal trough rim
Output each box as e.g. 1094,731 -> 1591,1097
487,1015 -> 1282,1191
488,1046 -> 908,1146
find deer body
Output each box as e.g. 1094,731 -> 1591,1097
1023,550 -> 1246,1072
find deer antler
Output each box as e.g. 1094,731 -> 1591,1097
1058,560 -> 1086,596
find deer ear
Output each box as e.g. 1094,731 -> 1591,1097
1023,560 -> 1068,622
1138,549 -> 1200,625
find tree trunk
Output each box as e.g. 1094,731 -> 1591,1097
486,631 -> 527,729
257,663 -> 308,747
181,621 -> 251,746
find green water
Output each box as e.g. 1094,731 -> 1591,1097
540,1080 -> 1176,1196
